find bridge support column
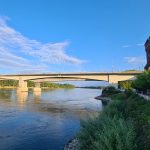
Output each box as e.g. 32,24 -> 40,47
17,78 -> 28,92
33,82 -> 41,92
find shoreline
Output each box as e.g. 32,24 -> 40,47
64,91 -> 107,150
0,87 -> 74,90
95,95 -> 111,105
64,138 -> 79,150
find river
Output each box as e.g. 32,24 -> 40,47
0,88 -> 102,150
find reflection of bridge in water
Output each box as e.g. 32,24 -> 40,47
12,89 -> 101,119
16,90 -> 41,105
0,72 -> 142,92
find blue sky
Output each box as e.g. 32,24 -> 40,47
0,0 -> 149,73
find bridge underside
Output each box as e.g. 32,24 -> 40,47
0,72 -> 140,92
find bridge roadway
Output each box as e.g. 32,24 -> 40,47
0,72 -> 142,92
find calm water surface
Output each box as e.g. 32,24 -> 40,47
0,88 -> 102,150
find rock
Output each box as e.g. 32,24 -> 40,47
145,37 -> 150,70
64,138 -> 79,150
95,96 -> 111,105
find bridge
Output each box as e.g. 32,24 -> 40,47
0,72 -> 142,92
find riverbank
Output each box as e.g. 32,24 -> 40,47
64,89 -> 104,150
76,86 -> 104,89
64,138 -> 79,150
95,95 -> 111,105
0,86 -> 74,90
77,87 -> 150,150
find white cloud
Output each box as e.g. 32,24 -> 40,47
124,56 -> 146,65
136,43 -> 144,46
0,17 -> 84,72
121,43 -> 144,48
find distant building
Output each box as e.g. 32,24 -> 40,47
144,37 -> 150,70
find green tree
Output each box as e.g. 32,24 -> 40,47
132,71 -> 150,92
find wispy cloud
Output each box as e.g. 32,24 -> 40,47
121,45 -> 132,48
124,56 -> 146,65
121,43 -> 144,48
0,17 -> 84,73
136,43 -> 144,46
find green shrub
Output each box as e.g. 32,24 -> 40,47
102,86 -> 120,97
118,80 -> 133,90
78,91 -> 150,150
124,93 -> 150,149
78,115 -> 136,150
132,70 -> 150,93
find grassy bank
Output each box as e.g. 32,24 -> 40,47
78,87 -> 150,150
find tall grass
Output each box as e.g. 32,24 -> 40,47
78,88 -> 150,150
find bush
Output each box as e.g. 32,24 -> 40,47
78,91 -> 150,150
118,80 -> 133,90
78,115 -> 136,150
124,93 -> 150,149
102,86 -> 120,97
132,71 -> 150,93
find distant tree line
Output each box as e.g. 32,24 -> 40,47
0,80 -> 74,88
0,80 -> 18,87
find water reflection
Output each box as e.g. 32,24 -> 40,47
16,91 -> 28,106
0,88 -> 102,150
33,91 -> 41,104
0,90 -> 12,99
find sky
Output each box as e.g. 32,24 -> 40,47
0,0 -> 149,74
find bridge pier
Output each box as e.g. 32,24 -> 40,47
17,79 -> 28,92
33,82 -> 41,92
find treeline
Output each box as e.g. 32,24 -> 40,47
0,80 -> 74,88
0,80 -> 18,87
40,82 -> 74,88
119,70 -> 150,94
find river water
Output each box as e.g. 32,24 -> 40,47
0,88 -> 102,150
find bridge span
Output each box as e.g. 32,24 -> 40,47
0,72 -> 142,92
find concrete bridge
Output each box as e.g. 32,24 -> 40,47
0,72 -> 142,92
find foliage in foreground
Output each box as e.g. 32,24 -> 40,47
78,88 -> 150,150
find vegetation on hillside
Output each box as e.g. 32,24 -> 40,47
102,86 -> 121,96
70,71 -> 150,149
78,86 -> 150,150
118,80 -> 133,90
118,71 -> 150,93
132,70 -> 150,93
